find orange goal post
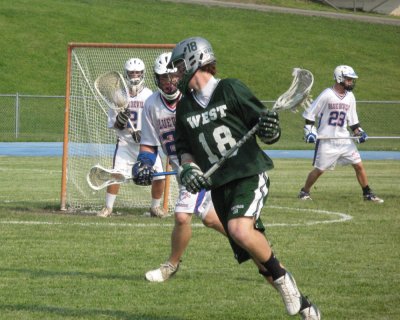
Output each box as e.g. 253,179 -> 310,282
60,42 -> 178,213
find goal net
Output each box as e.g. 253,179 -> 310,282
60,43 -> 178,213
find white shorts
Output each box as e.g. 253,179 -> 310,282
113,140 -> 165,181
175,185 -> 213,220
313,140 -> 362,171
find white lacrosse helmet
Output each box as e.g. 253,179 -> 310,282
124,58 -> 145,96
153,52 -> 180,100
333,65 -> 358,83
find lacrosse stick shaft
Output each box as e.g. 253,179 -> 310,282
317,136 -> 400,140
204,124 -> 259,179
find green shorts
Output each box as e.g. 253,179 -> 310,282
211,172 -> 270,263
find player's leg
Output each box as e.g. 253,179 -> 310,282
98,142 -> 127,217
144,211 -> 192,282
195,191 -> 226,235
352,162 -> 384,203
216,173 -> 320,318
145,153 -> 168,217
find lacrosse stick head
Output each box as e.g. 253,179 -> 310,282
94,71 -> 129,111
87,164 -> 127,191
272,68 -> 314,113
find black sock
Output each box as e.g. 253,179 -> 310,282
300,294 -> 312,311
362,185 -> 371,195
262,254 -> 286,281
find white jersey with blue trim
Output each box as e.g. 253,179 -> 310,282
302,87 -> 359,143
107,87 -> 153,144
141,91 -> 180,171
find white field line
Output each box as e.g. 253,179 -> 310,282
0,206 -> 352,228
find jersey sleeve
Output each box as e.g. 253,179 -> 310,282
140,95 -> 161,147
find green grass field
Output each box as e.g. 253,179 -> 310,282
0,156 -> 399,319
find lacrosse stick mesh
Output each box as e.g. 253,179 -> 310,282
273,68 -> 314,112
95,71 -> 129,110
87,166 -> 126,190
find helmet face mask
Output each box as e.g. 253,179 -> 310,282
168,37 -> 216,93
153,52 -> 180,100
333,65 -> 358,91
124,58 -> 145,96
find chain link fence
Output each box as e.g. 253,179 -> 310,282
0,94 -> 399,150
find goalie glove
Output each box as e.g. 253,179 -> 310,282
257,110 -> 281,145
178,163 -> 211,194
132,152 -> 156,186
131,130 -> 141,143
304,124 -> 317,143
115,108 -> 131,130
354,128 -> 368,144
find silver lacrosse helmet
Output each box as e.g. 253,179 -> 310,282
167,37 -> 216,93
124,58 -> 145,96
153,52 -> 181,100
333,65 -> 358,91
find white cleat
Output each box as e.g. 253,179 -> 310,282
300,303 -> 321,320
97,207 -> 112,217
274,272 -> 302,316
145,262 -> 179,282
363,192 -> 384,203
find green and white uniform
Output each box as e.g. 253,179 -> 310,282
175,77 -> 275,263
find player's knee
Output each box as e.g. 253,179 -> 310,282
174,212 -> 192,226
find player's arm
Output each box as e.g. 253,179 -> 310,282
132,145 -> 158,186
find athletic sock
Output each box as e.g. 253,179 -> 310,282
262,254 -> 286,281
105,193 -> 117,209
151,198 -> 161,208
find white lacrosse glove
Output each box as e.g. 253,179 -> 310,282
257,110 -> 281,144
304,124 -> 317,143
178,163 -> 211,194
354,128 -> 368,144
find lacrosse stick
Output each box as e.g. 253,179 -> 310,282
317,136 -> 400,140
203,68 -> 314,180
94,71 -> 139,136
87,164 -> 176,191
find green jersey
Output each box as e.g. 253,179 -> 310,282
175,78 -> 274,188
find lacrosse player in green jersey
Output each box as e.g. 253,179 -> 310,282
169,37 -> 320,320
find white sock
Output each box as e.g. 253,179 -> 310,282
105,193 -> 117,209
151,198 -> 161,208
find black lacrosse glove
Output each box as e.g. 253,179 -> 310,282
178,163 -> 211,194
132,152 -> 156,186
257,110 -> 281,145
115,108 -> 131,130
131,130 -> 142,143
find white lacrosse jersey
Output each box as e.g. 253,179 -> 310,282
303,87 -> 359,144
108,87 -> 153,144
141,91 -> 180,171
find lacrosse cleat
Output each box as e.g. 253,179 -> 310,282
274,272 -> 302,316
300,302 -> 321,320
149,206 -> 169,218
145,261 -> 179,282
363,192 -> 384,203
298,189 -> 312,200
97,207 -> 112,217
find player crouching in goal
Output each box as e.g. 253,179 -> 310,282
299,65 -> 383,203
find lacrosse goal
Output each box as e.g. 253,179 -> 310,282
60,42 -> 178,213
